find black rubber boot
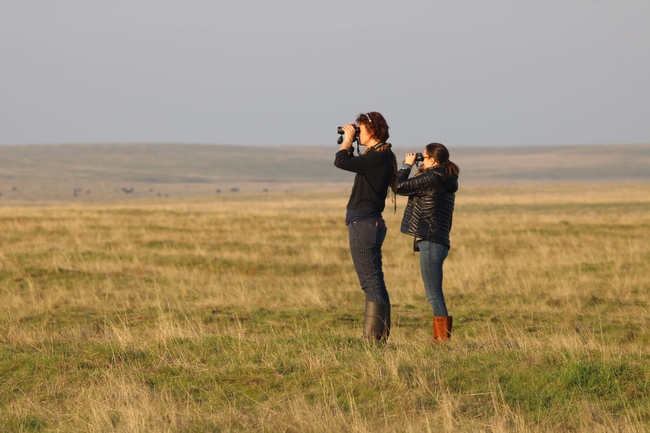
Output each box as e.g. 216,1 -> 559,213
363,302 -> 391,342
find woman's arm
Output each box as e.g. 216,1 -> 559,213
334,150 -> 380,174
395,168 -> 437,196
334,122 -> 383,173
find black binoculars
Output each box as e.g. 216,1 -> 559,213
337,125 -> 360,144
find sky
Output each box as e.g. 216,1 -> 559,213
1,1 -> 649,147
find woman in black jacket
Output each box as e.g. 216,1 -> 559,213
334,112 -> 397,342
395,143 -> 459,341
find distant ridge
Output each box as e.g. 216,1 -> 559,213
0,143 -> 648,203
452,143 -> 650,184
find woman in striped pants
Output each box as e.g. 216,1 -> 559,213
334,112 -> 397,342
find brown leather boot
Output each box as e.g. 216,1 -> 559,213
433,316 -> 452,341
363,302 -> 391,342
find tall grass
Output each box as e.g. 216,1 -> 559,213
1,185 -> 649,432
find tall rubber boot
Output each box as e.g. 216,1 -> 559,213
363,302 -> 391,342
433,316 -> 452,341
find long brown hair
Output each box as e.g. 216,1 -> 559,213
425,142 -> 460,176
372,142 -> 398,212
357,112 -> 398,212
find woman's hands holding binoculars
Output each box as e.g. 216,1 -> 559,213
339,123 -> 358,149
404,153 -> 417,166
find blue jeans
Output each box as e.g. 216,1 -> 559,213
418,240 -> 449,316
347,219 -> 390,304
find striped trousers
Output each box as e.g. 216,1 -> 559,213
347,218 -> 390,304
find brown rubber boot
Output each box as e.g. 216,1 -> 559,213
363,302 -> 391,342
433,316 -> 452,341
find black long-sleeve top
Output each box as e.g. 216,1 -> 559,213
334,147 -> 394,223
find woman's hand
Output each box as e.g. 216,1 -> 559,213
404,153 -> 416,166
339,123 -> 357,150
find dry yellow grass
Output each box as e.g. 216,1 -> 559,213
1,184 -> 649,432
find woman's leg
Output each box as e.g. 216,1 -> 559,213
418,241 -> 449,316
348,219 -> 390,304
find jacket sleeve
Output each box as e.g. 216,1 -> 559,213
395,169 -> 437,197
334,150 -> 379,174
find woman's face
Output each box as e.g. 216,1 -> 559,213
358,123 -> 375,146
422,149 -> 437,168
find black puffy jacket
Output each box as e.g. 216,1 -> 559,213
395,165 -> 458,249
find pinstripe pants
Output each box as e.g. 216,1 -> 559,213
347,218 -> 390,304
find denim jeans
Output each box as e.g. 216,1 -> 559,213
418,240 -> 449,316
347,219 -> 390,304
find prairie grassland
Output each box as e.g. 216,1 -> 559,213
1,184 -> 649,432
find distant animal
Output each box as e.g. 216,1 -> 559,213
150,188 -> 154,192
12,186 -> 17,191
122,187 -> 134,194
86,190 -> 91,194
231,187 -> 239,193
263,188 -> 269,192
216,189 -> 222,193
157,193 -> 161,196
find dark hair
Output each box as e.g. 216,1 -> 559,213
356,112 -> 389,143
425,143 -> 460,176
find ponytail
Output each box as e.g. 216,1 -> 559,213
444,159 -> 460,176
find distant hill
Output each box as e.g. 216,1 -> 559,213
453,144 -> 650,184
0,143 -> 648,203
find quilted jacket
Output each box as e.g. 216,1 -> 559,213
395,165 -> 458,249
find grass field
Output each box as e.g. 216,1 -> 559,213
1,184 -> 649,432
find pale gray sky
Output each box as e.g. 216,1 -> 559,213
1,1 -> 648,147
